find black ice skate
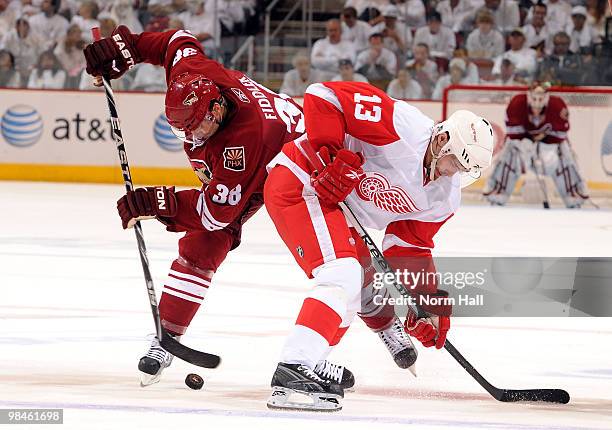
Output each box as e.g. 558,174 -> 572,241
138,334 -> 179,387
314,360 -> 355,391
377,317 -> 418,375
267,362 -> 344,411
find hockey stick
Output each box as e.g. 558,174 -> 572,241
301,142 -> 569,404
532,142 -> 550,209
91,28 -> 220,369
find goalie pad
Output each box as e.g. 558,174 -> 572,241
483,139 -> 530,205
484,139 -> 589,208
540,141 -> 589,208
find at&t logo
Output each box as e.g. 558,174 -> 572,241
1,105 -> 43,147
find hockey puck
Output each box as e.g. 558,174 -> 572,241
185,373 -> 204,390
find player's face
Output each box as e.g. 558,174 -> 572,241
435,154 -> 469,179
190,103 -> 223,143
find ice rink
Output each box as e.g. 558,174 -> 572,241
1,181 -> 611,430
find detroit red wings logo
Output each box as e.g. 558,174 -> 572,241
355,172 -> 420,214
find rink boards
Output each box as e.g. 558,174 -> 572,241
0,88 -> 611,191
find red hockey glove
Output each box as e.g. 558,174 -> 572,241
117,186 -> 177,229
310,147 -> 364,205
404,290 -> 452,349
84,25 -> 140,80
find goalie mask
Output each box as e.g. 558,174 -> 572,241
430,110 -> 494,187
527,81 -> 551,114
165,73 -> 223,147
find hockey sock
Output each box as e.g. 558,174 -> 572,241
158,259 -> 212,335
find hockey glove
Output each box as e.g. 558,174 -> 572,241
310,147 -> 364,205
117,186 -> 177,229
84,25 -> 140,80
405,290 -> 451,349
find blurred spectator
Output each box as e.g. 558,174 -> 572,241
341,6 -> 371,52
168,16 -> 184,29
466,10 -> 505,59
585,0 -> 609,37
522,2 -> 552,54
565,6 -> 600,54
436,0 -> 473,32
413,12 -> 456,60
280,51 -> 323,97
432,57 -> 470,99
28,0 -> 69,50
536,31 -> 583,84
108,0 -> 143,33
386,68 -> 422,98
406,43 -> 438,97
0,17 -> 43,82
311,19 -> 356,79
71,1 -> 100,43
465,0 -> 520,33
452,47 -> 480,83
492,28 -> 537,77
54,23 -> 85,88
178,0 -> 220,55
332,58 -> 368,82
489,58 -> 522,84
394,0 -> 426,30
355,31 -> 396,80
0,0 -> 18,40
536,0 -> 571,35
0,49 -> 21,87
27,50 -> 66,88
130,63 -> 166,91
371,5 -> 410,60
206,0 -> 254,35
344,0 -> 389,23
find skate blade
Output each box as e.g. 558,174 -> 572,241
267,387 -> 342,412
139,371 -> 162,387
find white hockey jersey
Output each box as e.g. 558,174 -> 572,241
269,81 -> 460,254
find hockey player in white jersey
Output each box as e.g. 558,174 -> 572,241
263,81 -> 494,411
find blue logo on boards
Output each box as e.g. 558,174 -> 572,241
154,113 -> 183,152
1,105 -> 43,147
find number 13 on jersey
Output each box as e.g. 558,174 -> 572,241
354,93 -> 382,122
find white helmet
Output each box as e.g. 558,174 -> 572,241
430,110 -> 494,187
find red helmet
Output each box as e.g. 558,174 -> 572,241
165,72 -> 221,132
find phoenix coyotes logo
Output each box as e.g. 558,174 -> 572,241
223,146 -> 245,171
355,172 -> 420,214
190,158 -> 213,184
183,91 -> 199,106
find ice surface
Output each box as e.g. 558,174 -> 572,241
1,182 -> 611,430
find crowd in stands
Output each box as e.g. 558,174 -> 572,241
0,0 -> 256,90
281,0 -> 612,99
0,0 -> 610,97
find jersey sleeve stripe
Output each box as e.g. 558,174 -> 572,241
168,270 -> 211,287
305,83 -> 343,112
506,125 -> 526,134
196,193 -> 229,231
168,29 -> 197,46
382,233 -> 433,253
548,130 -> 567,138
162,286 -> 205,304
165,277 -> 207,299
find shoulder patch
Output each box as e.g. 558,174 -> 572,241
223,146 -> 245,171
231,88 -> 250,103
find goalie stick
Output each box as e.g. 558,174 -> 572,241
302,141 -> 569,404
91,28 -> 220,369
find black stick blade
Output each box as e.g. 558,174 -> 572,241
499,389 -> 570,404
160,334 -> 221,369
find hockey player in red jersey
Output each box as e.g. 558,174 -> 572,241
484,81 -> 589,208
264,81 -> 494,411
83,26 -> 309,386
84,27 -> 418,388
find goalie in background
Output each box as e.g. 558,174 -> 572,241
483,81 -> 590,208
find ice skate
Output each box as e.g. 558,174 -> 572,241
138,334 -> 178,387
378,317 -> 418,375
314,360 -> 355,391
267,362 -> 344,411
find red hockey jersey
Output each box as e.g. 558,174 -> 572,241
505,93 -> 569,144
135,30 -> 305,232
